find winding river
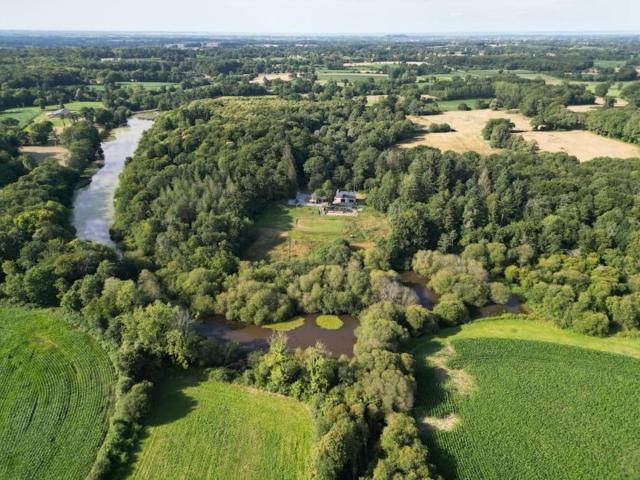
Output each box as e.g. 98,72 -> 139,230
72,116 -> 153,247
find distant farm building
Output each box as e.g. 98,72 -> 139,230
47,108 -> 71,118
332,190 -> 357,206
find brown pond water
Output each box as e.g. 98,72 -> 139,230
195,273 -> 522,357
194,314 -> 358,357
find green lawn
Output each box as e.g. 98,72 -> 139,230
317,72 -> 388,83
31,101 -> 106,128
410,315 -> 640,479
0,307 -> 115,480
245,203 -> 389,261
594,59 -> 627,69
435,98 -> 490,111
0,107 -> 42,127
125,375 -> 312,480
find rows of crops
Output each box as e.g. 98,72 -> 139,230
126,374 -> 313,480
0,308 -> 115,480
413,336 -> 640,479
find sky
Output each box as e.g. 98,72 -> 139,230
1,0 -> 639,34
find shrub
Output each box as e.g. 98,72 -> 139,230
433,294 -> 469,325
573,312 -> 610,337
405,304 -> 439,336
489,282 -> 512,305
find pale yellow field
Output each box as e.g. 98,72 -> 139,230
521,130 -> 640,161
21,145 -> 69,165
402,110 -> 640,161
401,110 -> 531,156
250,73 -> 294,84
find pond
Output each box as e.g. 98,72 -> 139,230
72,116 -> 153,248
194,314 -> 359,357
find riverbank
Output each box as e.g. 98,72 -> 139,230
72,116 -> 154,248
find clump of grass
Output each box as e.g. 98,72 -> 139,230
316,315 -> 344,330
265,316 -> 305,332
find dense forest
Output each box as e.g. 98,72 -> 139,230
1,34 -> 639,480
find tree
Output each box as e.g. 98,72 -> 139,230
433,294 -> 468,325
28,121 -> 53,146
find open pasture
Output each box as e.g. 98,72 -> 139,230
410,316 -> 640,479
403,109 -> 640,161
125,375 -> 312,480
245,204 -> 389,261
0,307 -> 114,480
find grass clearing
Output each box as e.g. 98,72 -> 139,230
20,145 -> 69,165
434,98 -> 489,111
0,106 -> 42,127
126,374 -> 312,480
410,316 -> 640,479
0,307 -> 115,480
245,204 -> 389,261
316,315 -> 344,330
403,109 -> 640,161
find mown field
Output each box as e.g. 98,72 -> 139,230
403,109 -> 640,161
245,203 -> 389,260
125,374 -> 312,480
0,307 -> 115,480
410,316 -> 640,480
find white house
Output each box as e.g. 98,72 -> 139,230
47,108 -> 71,119
332,190 -> 357,206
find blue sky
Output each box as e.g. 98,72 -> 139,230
2,0 -> 638,33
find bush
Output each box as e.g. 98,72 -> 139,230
433,294 -> 469,325
489,282 -> 512,305
573,312 -> 610,337
428,123 -> 452,133
405,304 -> 438,336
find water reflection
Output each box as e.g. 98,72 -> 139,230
72,116 -> 153,247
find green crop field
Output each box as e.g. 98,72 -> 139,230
245,203 -> 389,261
125,374 -> 312,480
0,307 -> 115,480
410,316 -> 640,480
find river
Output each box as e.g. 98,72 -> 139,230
72,116 -> 153,247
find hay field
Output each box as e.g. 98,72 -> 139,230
402,110 -> 530,156
21,145 -> 69,164
402,110 -> 640,161
251,73 -> 294,83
